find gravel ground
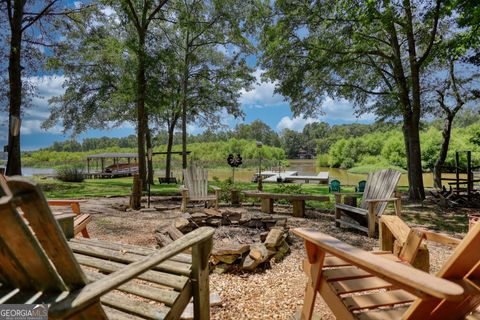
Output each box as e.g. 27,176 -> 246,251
55,196 -> 469,319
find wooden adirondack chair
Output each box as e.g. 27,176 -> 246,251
329,179 -> 341,193
0,177 -> 214,319
0,174 -> 91,237
293,223 -> 480,320
334,169 -> 402,237
181,166 -> 220,212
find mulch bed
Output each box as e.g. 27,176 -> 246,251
54,196 -> 473,319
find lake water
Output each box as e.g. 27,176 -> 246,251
202,159 -> 455,188
21,167 -> 56,176
20,160 -> 458,187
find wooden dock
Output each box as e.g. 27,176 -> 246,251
254,170 -> 329,184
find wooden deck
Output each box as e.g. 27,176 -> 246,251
254,171 -> 329,184
83,170 -> 138,179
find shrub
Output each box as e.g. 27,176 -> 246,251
213,178 -> 244,203
316,154 -> 330,167
273,184 -> 303,204
56,167 -> 85,182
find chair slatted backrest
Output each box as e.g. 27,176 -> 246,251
359,169 -> 401,215
404,220 -> 480,319
357,180 -> 366,192
0,177 -> 94,298
329,179 -> 341,192
183,166 -> 209,199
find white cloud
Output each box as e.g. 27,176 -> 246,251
276,116 -> 315,132
240,69 -> 285,108
319,97 -> 375,122
21,75 -> 66,134
276,97 -> 375,132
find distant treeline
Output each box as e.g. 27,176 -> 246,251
41,119 -> 395,158
24,139 -> 286,168
31,108 -> 480,171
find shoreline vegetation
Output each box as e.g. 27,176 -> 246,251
18,118 -> 480,175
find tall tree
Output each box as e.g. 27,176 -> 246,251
1,0 -> 80,175
258,0 -> 448,199
114,0 -> 169,185
425,54 -> 480,188
163,0 -> 255,169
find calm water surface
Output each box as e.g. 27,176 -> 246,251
201,159 -> 457,188
21,160 -> 460,187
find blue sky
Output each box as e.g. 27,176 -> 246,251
0,68 -> 375,151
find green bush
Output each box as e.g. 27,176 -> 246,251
316,154 -> 330,167
56,167 -> 85,182
213,178 -> 244,203
273,183 -> 303,204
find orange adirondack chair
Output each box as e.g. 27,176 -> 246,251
293,223 -> 480,320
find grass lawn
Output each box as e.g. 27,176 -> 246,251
34,176 -> 470,234
34,176 -> 352,209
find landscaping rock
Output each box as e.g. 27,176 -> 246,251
155,222 -> 184,247
213,254 -> 240,264
174,217 -> 191,232
242,255 -> 261,271
208,218 -> 222,227
191,212 -> 207,219
212,264 -> 231,274
249,243 -> 269,263
239,212 -> 252,224
204,208 -> 222,217
212,243 -> 250,255
264,228 -> 284,248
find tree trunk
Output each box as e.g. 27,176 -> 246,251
433,114 -> 454,189
405,115 -> 425,200
136,32 -> 147,185
6,0 -> 24,176
146,124 -> 154,185
165,115 -> 178,180
181,32 -> 190,170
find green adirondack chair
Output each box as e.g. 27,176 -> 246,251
355,180 -> 367,192
329,179 -> 341,193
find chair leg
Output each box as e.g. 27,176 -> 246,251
334,194 -> 342,227
81,228 -> 90,238
301,242 -> 325,320
192,236 -> 213,320
394,189 -> 402,217
367,203 -> 377,238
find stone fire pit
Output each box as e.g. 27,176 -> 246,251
155,208 -> 291,273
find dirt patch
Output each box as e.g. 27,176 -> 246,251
56,196 -> 475,319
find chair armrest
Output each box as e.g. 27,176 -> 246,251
180,186 -> 188,192
48,200 -> 87,206
364,198 -> 399,203
292,227 -> 464,301
211,186 -> 221,191
417,229 -> 461,247
49,227 -> 215,318
332,192 -> 363,197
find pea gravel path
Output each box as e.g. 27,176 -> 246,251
57,196 -> 464,319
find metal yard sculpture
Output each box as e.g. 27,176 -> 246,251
227,153 -> 243,183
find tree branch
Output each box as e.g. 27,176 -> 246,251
417,0 -> 441,66
146,0 -> 168,27
125,0 -> 142,32
21,0 -> 58,32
